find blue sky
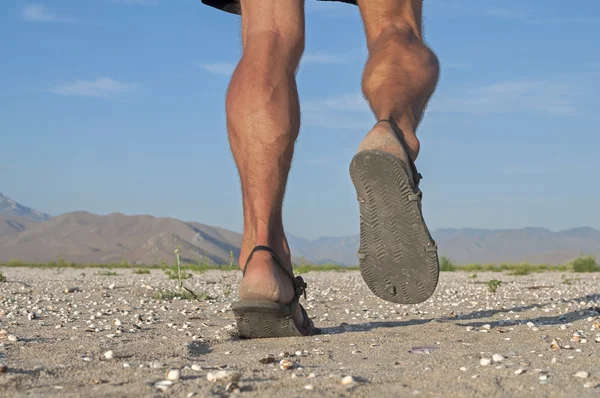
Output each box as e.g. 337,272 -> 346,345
2,0 -> 600,240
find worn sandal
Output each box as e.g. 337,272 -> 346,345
349,119 -> 439,304
232,246 -> 320,339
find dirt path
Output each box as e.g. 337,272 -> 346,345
1,267 -> 599,397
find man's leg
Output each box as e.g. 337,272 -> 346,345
226,0 -> 304,308
350,0 -> 440,304
357,0 -> 438,168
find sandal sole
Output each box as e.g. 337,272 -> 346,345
349,150 -> 439,304
232,301 -> 316,339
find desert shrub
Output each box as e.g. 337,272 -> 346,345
439,256 -> 456,272
571,256 -> 599,273
486,279 -> 502,293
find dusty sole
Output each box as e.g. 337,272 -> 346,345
349,150 -> 439,304
232,301 -> 308,339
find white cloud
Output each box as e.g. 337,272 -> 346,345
429,79 -> 585,117
199,62 -> 236,76
23,4 -> 73,23
48,78 -> 136,98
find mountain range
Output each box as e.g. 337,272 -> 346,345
1,193 -> 599,266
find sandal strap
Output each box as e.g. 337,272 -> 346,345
376,119 -> 423,188
243,245 -> 307,300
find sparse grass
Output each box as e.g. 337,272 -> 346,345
459,263 -> 569,273
439,256 -> 456,272
153,289 -> 212,301
485,279 -> 502,293
469,273 -> 478,279
97,270 -> 119,276
0,271 -> 6,283
561,274 -> 573,285
571,256 -> 599,273
164,269 -> 192,280
132,269 -> 151,275
293,263 -> 358,274
507,264 -> 531,276
220,251 -> 236,297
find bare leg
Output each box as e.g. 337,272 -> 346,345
226,0 -> 304,308
357,0 -> 439,175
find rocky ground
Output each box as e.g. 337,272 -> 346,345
0,267 -> 599,397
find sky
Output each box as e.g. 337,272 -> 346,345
1,0 -> 600,240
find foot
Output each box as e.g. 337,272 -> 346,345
238,244 -> 306,327
357,120 -> 420,185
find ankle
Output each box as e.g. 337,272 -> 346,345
239,227 -> 290,272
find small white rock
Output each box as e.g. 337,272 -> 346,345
304,385 -> 314,390
480,358 -> 492,366
514,368 -> 524,375
492,354 -> 504,362
103,350 -> 114,360
206,370 -> 242,383
165,369 -> 181,381
341,375 -> 356,385
459,367 -> 467,372
191,364 -> 202,371
7,334 -> 18,342
574,371 -> 590,379
154,380 -> 173,391
280,359 -> 294,370
482,324 -> 491,330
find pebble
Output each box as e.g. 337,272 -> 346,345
191,364 -> 202,371
154,380 -> 173,391
480,358 -> 492,366
574,371 -> 589,379
206,370 -> 242,383
304,384 -> 314,390
482,324 -> 491,330
0,363 -> 7,373
7,334 -> 18,342
280,359 -> 294,370
165,369 -> 181,381
492,354 -> 504,362
514,368 -> 525,375
341,375 -> 356,385
103,351 -> 114,360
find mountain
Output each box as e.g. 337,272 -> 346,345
0,193 -> 50,222
0,193 -> 599,266
0,211 -> 242,265
0,215 -> 37,237
291,227 -> 600,265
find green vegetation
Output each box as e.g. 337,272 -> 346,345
459,263 -> 569,273
507,264 -> 531,276
97,270 -> 119,276
293,263 -> 359,274
571,256 -> 599,273
469,273 -> 478,279
2,255 -> 599,274
485,279 -> 502,293
561,274 -> 573,285
164,269 -> 192,280
0,271 -> 6,283
439,256 -> 456,272
153,289 -> 212,301
132,268 -> 151,274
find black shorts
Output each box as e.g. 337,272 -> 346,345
202,0 -> 357,15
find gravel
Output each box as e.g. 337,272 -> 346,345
0,267 -> 599,397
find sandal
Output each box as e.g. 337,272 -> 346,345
349,119 -> 439,304
232,246 -> 320,339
